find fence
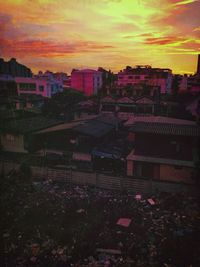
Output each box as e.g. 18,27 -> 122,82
0,160 -> 197,195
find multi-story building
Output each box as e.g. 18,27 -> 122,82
117,65 -> 173,94
176,74 -> 200,93
71,69 -> 102,96
0,58 -> 32,77
15,72 -> 63,98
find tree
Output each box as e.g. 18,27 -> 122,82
42,89 -> 86,117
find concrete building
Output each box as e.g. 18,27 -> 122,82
117,66 -> 172,94
71,69 -> 102,96
15,71 -> 63,98
176,74 -> 200,93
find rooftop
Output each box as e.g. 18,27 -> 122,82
130,121 -> 200,137
74,120 -> 113,138
1,116 -> 63,134
124,116 -> 196,127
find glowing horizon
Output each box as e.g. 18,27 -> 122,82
0,0 -> 200,74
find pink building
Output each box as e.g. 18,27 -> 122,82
177,74 -> 200,94
71,69 -> 102,96
117,66 -> 172,94
15,73 -> 63,98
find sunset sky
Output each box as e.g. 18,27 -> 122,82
0,0 -> 200,74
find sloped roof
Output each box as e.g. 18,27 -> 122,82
117,97 -> 134,103
134,96 -> 154,104
1,116 -> 63,134
73,120 -> 113,138
124,116 -> 196,127
130,121 -> 200,137
101,96 -> 116,103
95,115 -> 121,126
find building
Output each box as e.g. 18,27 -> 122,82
1,116 -> 62,153
176,74 -> 200,93
117,65 -> 172,94
0,74 -> 18,97
126,120 -> 200,184
100,96 -> 159,120
71,69 -> 102,96
0,58 -> 32,77
15,73 -> 63,98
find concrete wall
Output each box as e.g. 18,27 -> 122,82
127,160 -> 195,184
71,70 -> 102,96
160,164 -> 194,184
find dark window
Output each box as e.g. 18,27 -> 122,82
19,83 -> 36,91
39,85 -> 44,92
135,76 -> 140,79
128,76 -> 133,79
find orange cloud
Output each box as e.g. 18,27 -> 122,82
144,36 -> 187,45
1,38 -> 114,58
0,0 -> 199,74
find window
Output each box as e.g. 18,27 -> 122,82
39,85 -> 44,92
128,76 -> 133,79
19,83 -> 36,91
134,76 -> 140,79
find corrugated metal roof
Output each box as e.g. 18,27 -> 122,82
74,120 -> 113,138
130,122 -> 200,137
124,116 -> 196,127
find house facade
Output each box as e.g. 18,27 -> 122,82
126,121 -> 200,184
1,116 -> 62,153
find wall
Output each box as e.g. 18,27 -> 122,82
71,70 -> 102,96
127,160 -> 195,184
1,134 -> 27,153
127,160 -> 134,176
15,77 -> 49,97
160,164 -> 194,184
135,133 -> 194,161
